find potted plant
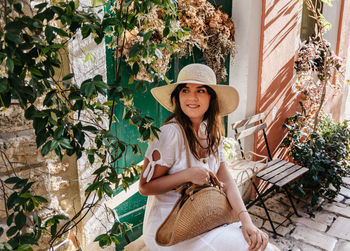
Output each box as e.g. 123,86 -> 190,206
282,0 -> 348,207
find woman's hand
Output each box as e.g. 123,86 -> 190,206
241,222 -> 269,251
187,167 -> 212,185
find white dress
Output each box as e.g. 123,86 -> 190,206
142,122 -> 275,251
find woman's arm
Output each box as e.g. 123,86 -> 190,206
139,151 -> 211,196
216,162 -> 269,251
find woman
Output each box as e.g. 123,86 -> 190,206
139,64 -> 276,251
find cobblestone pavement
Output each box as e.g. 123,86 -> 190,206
248,177 -> 350,251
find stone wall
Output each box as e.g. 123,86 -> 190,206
0,105 -> 82,250
67,1 -> 114,249
0,2 -> 111,249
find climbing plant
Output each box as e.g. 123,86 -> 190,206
0,0 -> 184,249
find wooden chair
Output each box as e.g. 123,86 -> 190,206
230,113 -> 309,238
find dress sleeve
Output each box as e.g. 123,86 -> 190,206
143,124 -> 183,182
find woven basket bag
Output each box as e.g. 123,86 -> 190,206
155,122 -> 238,246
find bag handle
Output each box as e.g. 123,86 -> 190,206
164,121 -> 223,190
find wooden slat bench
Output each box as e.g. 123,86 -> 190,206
231,113 -> 309,238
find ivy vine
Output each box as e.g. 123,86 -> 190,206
0,0 -> 184,249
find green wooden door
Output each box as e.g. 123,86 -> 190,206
105,2 -> 232,249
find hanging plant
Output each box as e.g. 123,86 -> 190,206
177,0 -> 236,82
107,0 -> 236,82
106,1 -> 191,82
293,36 -> 344,116
292,0 -> 345,131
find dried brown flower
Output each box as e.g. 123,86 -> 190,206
112,0 -> 236,82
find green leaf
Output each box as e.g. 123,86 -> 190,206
0,78 -> 9,93
41,141 -> 52,156
45,218 -> 56,227
93,165 -> 108,175
111,235 -> 119,244
13,3 -> 24,14
50,111 -> 58,124
45,25 -> 55,43
82,126 -> 98,132
33,212 -> 40,225
54,126 -> 64,139
103,183 -> 113,196
34,196 -> 48,203
163,27 -> 170,37
81,25 -> 91,39
52,27 -> 69,37
129,44 -> 141,58
36,129 -> 48,148
81,81 -> 95,98
15,211 -> 26,229
62,73 -> 74,81
85,181 -> 100,194
43,90 -> 56,107
103,100 -> 114,106
128,76 -> 134,84
7,213 -> 14,226
51,224 -> 57,236
21,182 -> 35,194
29,67 -> 43,77
94,233 -> 108,241
20,193 -> 33,199
177,30 -> 183,39
85,52 -> 95,63
318,14 -> 332,31
6,32 -> 22,44
6,226 -> 18,237
28,198 -> 37,210
59,138 -> 73,149
5,177 -> 22,184
6,58 -> 14,73
53,214 -> 69,220
132,63 -> 139,75
13,178 -> 28,190
7,192 -> 19,210
16,244 -> 33,251
88,151 -> 95,165
34,2 -> 48,11
321,0 -> 333,6
24,105 -> 36,119
143,30 -> 153,42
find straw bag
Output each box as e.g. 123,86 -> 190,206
155,122 -> 236,246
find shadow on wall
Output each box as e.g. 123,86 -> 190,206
263,0 -> 299,60
256,57 -> 301,161
254,0 -> 302,161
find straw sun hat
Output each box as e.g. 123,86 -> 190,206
151,63 -> 239,116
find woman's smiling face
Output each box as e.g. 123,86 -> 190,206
179,83 -> 211,122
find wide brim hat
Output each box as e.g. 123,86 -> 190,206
151,63 -> 239,116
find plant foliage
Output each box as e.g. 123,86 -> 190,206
294,0 -> 345,131
282,104 -> 350,206
0,0 -> 184,249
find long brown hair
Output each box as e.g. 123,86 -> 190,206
165,84 -> 224,159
